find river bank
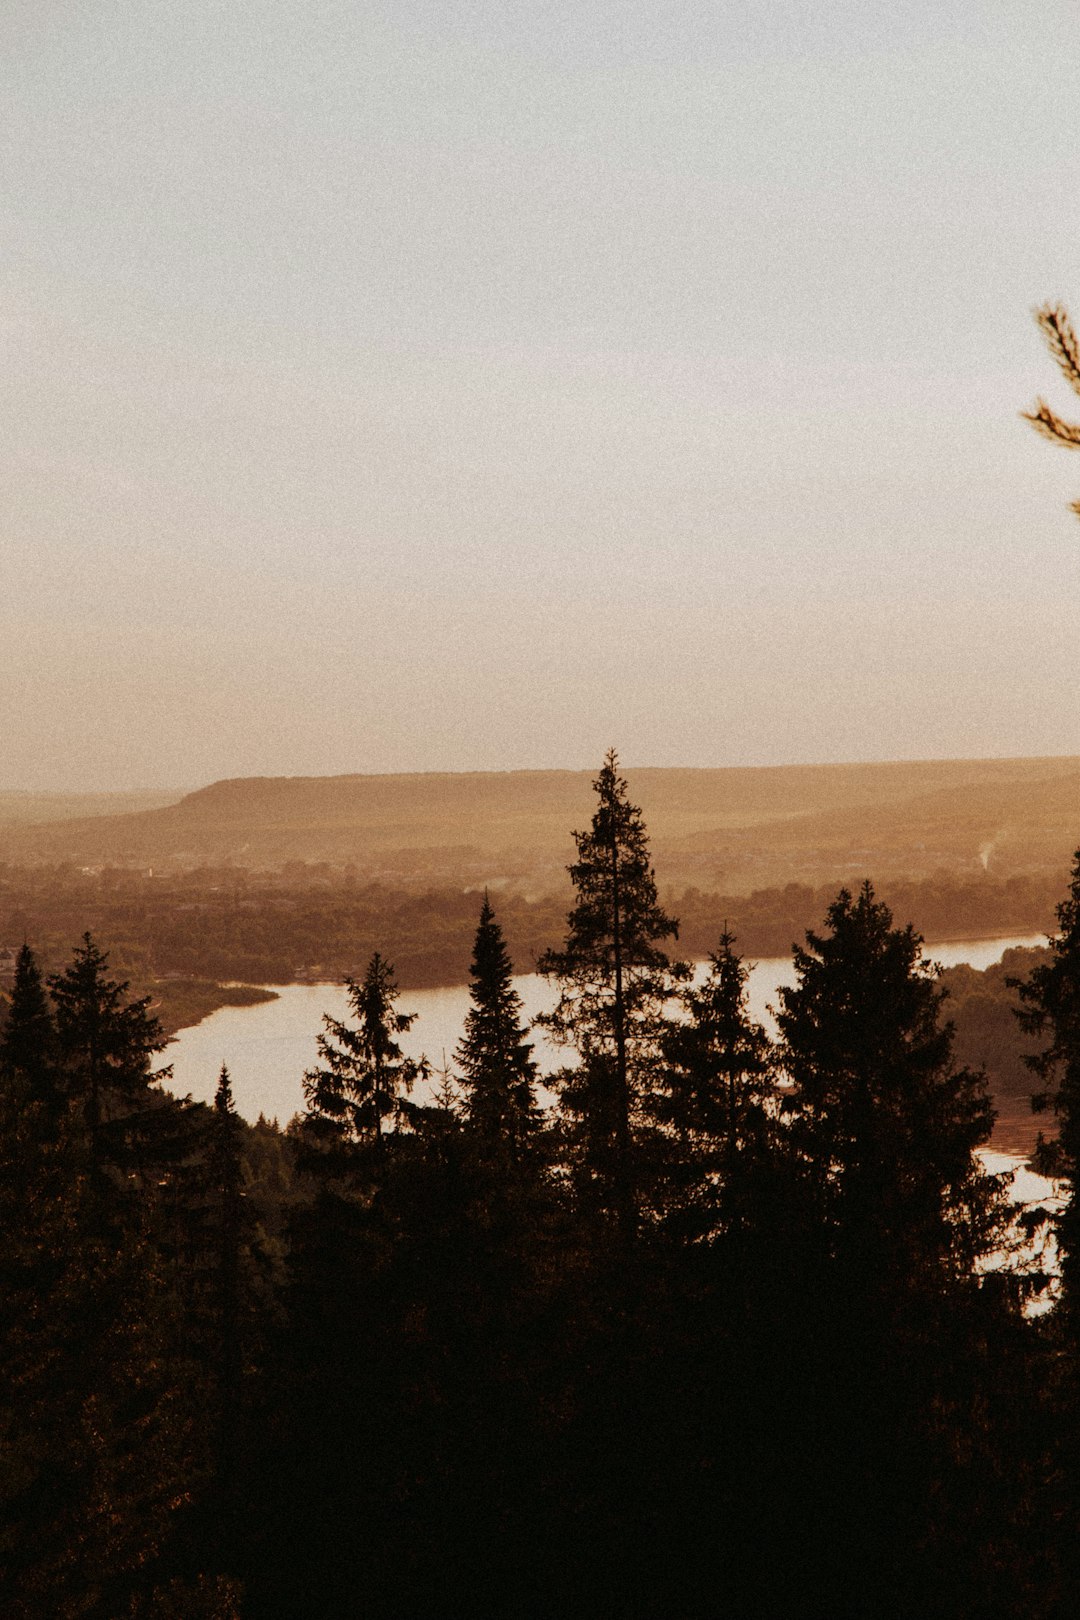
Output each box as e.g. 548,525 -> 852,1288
151,978 -> 278,1039
164,935 -> 1047,1153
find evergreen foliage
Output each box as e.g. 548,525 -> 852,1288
768,884 -> 1017,1609
537,749 -> 685,1228
47,932 -> 181,1188
777,882 -> 1002,1284
456,894 -> 538,1155
0,836 -> 1069,1615
1023,302 -> 1080,517
302,952 -> 426,1159
1014,850 -> 1080,1322
0,1073 -> 206,1615
206,1067 -> 245,1488
657,929 -> 773,1236
0,943 -> 58,1105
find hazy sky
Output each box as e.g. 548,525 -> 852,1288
5,1 -> 1080,790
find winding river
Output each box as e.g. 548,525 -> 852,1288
166,934 -> 1046,1128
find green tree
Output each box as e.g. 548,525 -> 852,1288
302,952 -> 426,1158
537,749 -> 685,1231
456,894 -> 538,1158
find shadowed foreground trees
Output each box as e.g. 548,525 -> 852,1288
0,938 -> 241,1618
456,893 -> 539,1158
1012,850 -> 1080,1599
301,951 -> 426,1164
48,932 -> 187,1195
778,882 -> 1002,1289
770,884 -> 1019,1612
1015,851 -> 1080,1322
657,928 -> 773,1239
0,779 -> 1071,1617
537,749 -> 686,1232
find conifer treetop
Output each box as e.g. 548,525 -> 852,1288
456,892 -> 537,1147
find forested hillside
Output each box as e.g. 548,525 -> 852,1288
3,755 -> 1078,1616
5,755 -> 1080,893
0,859 -> 1061,1038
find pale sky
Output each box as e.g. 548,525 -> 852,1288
4,1 -> 1080,790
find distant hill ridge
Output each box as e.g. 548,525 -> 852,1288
0,790 -> 180,826
4,756 -> 1080,891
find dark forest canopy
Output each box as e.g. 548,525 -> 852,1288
3,757 -> 1080,1617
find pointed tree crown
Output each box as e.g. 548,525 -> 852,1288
538,750 -> 682,1027
455,894 -> 537,1147
1012,851 -> 1080,1315
0,943 -> 58,1096
48,932 -> 171,1097
659,929 -> 772,1147
777,882 -> 1000,1274
303,952 -> 426,1148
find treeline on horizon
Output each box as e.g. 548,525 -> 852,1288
6,752 -> 1080,1617
0,853 -> 1061,993
0,856 -> 1057,1150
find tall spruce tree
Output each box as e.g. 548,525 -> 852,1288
777,882 -> 1002,1291
770,884 -> 1010,1607
537,749 -> 685,1231
48,933 -> 179,1189
0,944 -> 60,1128
206,1066 -> 244,1491
456,895 -> 538,1157
1013,851 -> 1080,1327
303,952 -> 426,1158
657,930 -> 773,1237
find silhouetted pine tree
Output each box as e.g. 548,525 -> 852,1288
537,750 -> 685,1231
777,882 -> 1001,1284
772,882 -> 1008,1610
1014,852 -> 1080,1323
0,944 -> 59,1113
302,952 -> 426,1164
204,1066 -> 245,1488
656,929 -> 773,1237
48,932 -> 183,1192
456,894 -> 538,1158
1008,850 -> 1080,1602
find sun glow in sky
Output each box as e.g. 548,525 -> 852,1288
4,1 -> 1080,790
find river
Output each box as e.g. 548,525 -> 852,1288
166,933 -> 1046,1128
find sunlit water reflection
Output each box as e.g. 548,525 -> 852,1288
163,932 -> 1060,1301
166,933 -> 1046,1126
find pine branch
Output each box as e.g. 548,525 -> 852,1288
1035,302 -> 1080,397
1021,397 -> 1080,448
